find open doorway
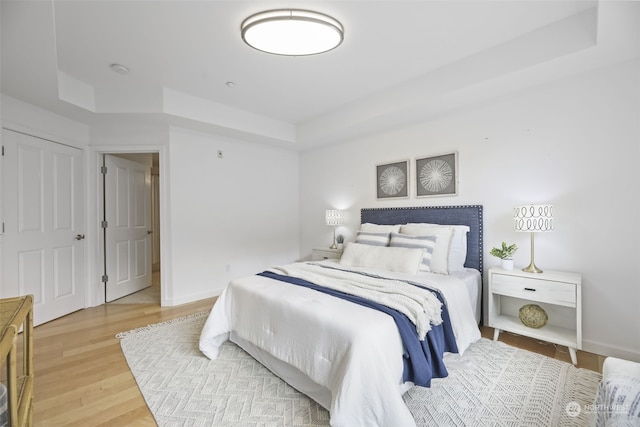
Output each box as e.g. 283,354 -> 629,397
104,152 -> 161,305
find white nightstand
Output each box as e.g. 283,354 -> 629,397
311,247 -> 343,261
488,267 -> 582,365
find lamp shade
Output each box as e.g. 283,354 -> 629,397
514,205 -> 553,232
325,209 -> 344,226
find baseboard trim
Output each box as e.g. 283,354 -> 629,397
583,339 -> 640,363
162,288 -> 222,307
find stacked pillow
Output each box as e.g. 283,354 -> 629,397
355,231 -> 393,246
339,242 -> 426,275
389,232 -> 437,274
354,223 -> 401,246
342,222 -> 469,275
360,224 -> 401,233
400,223 -> 469,274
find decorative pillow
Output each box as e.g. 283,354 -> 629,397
593,373 -> 640,427
360,223 -> 401,233
389,232 -> 437,274
355,231 -> 391,246
399,224 -> 453,274
339,242 -> 424,275
448,225 -> 470,271
413,223 -> 470,272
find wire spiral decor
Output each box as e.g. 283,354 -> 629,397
419,159 -> 453,192
514,205 -> 553,232
379,166 -> 406,195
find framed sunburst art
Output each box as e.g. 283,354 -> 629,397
415,152 -> 458,197
376,160 -> 409,200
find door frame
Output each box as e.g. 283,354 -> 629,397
103,153 -> 153,302
87,144 -> 171,307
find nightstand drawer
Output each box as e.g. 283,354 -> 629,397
491,274 -> 576,306
312,248 -> 343,261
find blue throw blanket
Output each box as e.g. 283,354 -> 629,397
258,270 -> 458,387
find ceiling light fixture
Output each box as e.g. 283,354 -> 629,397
241,9 -> 344,56
110,63 -> 130,75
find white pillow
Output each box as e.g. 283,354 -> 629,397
399,224 -> 453,274
339,242 -> 424,275
360,223 -> 401,233
389,232 -> 437,274
355,231 -> 390,246
415,223 -> 470,272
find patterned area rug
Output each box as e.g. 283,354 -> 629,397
118,312 -> 601,426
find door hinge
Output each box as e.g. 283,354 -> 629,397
1,223 -> 4,233
101,275 -> 109,283
101,220 -> 108,228
1,145 -> 4,156
100,165 -> 107,174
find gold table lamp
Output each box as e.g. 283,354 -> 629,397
514,204 -> 553,273
325,209 -> 344,249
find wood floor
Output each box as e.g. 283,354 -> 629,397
479,326 -> 606,373
17,296 -> 603,426
28,297 -> 217,427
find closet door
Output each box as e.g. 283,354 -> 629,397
1,129 -> 85,325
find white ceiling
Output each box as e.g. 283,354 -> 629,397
2,1 -> 639,150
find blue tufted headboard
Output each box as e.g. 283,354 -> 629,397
360,205 -> 484,275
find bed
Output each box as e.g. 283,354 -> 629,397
199,205 -> 483,427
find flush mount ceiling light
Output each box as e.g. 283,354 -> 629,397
110,63 -> 130,75
241,9 -> 344,56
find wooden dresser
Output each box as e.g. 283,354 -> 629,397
1,295 -> 34,427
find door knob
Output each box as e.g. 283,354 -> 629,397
75,234 -> 85,240
147,230 -> 153,234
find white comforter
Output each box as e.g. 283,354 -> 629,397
199,261 -> 480,427
270,262 -> 444,339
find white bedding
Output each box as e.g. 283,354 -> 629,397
450,267 -> 482,324
270,262 -> 444,339
199,261 -> 481,427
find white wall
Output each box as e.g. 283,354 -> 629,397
167,126 -> 300,305
0,100 -> 300,309
89,123 -> 300,306
1,95 -> 90,148
299,59 -> 640,360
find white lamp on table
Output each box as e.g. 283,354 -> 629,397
325,209 -> 344,249
514,204 -> 553,273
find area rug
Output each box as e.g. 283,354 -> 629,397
118,312 -> 601,426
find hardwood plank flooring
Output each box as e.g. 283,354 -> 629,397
479,326 -> 606,373
30,297 -> 216,427
20,298 -> 604,426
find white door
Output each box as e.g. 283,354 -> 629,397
1,129 -> 85,325
104,154 -> 151,302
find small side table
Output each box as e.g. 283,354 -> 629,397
311,247 -> 343,261
488,267 -> 582,365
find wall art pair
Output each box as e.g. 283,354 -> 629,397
376,152 -> 458,200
